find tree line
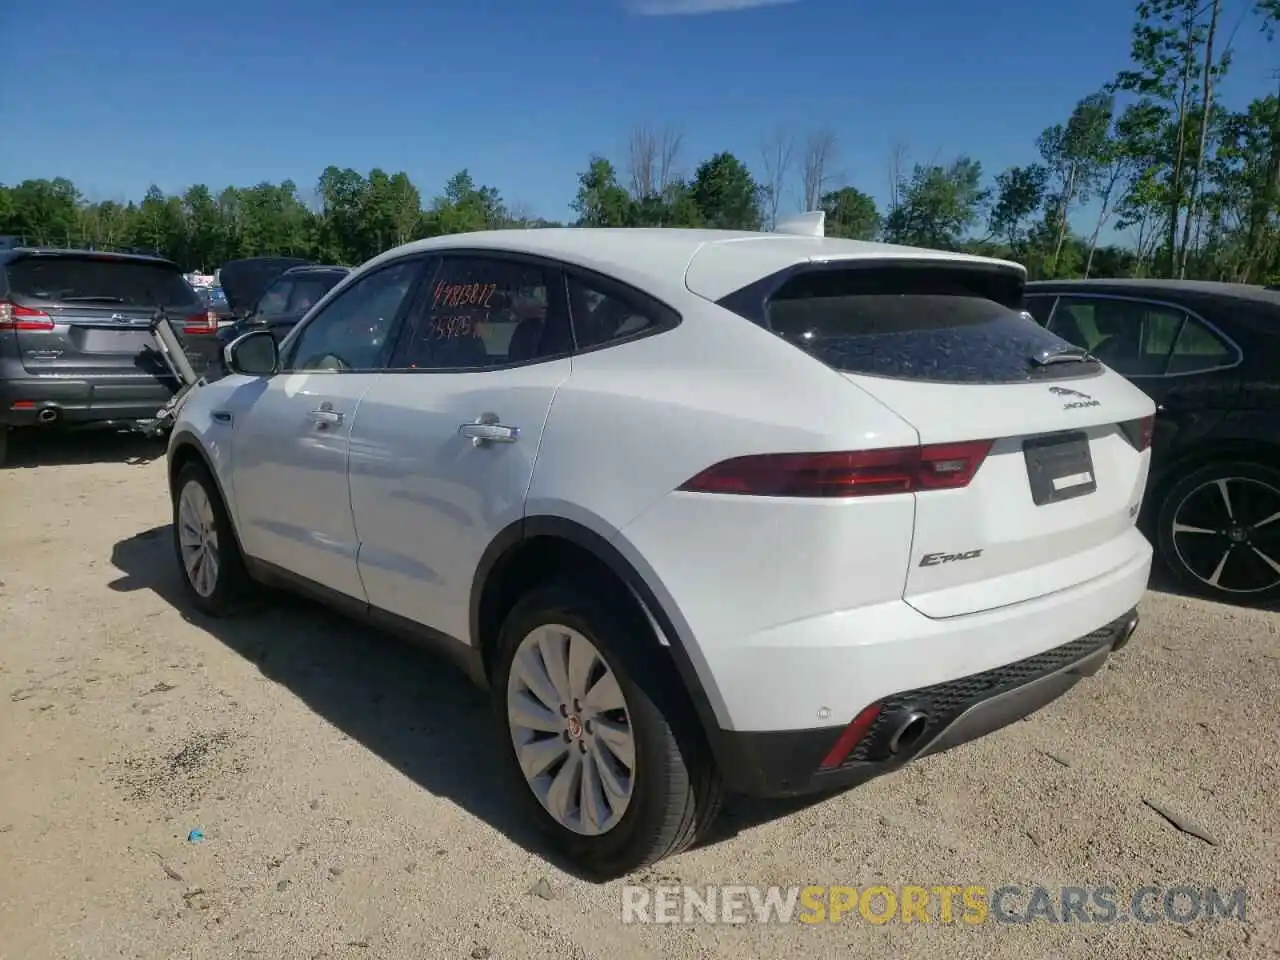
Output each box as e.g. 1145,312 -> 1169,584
2,0 -> 1277,284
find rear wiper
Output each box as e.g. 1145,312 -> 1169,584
1029,345 -> 1096,366
61,295 -> 126,303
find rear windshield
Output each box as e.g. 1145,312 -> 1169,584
5,255 -> 201,309
723,265 -> 1099,384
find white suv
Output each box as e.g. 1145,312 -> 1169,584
166,225 -> 1154,879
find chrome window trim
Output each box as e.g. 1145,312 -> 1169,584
1044,291 -> 1244,379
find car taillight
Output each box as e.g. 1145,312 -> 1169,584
677,440 -> 994,498
1120,415 -> 1155,452
182,310 -> 217,335
0,301 -> 54,332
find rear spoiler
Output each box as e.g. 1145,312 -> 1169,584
773,211 -> 825,237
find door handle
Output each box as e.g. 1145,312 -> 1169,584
458,412 -> 519,446
308,405 -> 344,426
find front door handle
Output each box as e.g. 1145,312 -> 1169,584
459,412 -> 519,446
309,402 -> 344,427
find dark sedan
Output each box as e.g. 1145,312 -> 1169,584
1024,279 -> 1280,605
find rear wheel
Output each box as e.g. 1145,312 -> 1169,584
1155,460 -> 1280,605
172,460 -> 253,615
492,581 -> 723,879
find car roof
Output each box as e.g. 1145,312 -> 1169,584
0,247 -> 179,268
1027,277 -> 1280,307
360,228 -> 1025,302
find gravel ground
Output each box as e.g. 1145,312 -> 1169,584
1,430 -> 1277,960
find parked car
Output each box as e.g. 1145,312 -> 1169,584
1024,279 -> 1280,605
188,263 -> 349,380
166,228 -> 1153,877
0,247 -> 207,465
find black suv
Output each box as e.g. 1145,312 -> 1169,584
0,248 -> 206,464
1024,279 -> 1280,605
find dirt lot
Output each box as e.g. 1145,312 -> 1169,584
1,430 -> 1277,960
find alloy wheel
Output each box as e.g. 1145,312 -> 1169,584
178,480 -> 221,598
506,625 -> 636,836
1170,476 -> 1280,595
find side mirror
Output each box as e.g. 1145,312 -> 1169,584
224,329 -> 279,376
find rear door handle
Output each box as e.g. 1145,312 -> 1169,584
459,413 -> 519,446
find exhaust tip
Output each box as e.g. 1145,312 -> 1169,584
36,407 -> 58,424
888,712 -> 929,755
1112,613 -> 1140,651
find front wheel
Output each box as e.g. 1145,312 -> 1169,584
1155,459 -> 1280,605
492,581 -> 723,879
172,461 -> 253,615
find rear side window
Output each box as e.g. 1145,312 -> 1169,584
5,255 -> 200,308
566,273 -> 674,350
721,265 -> 1097,384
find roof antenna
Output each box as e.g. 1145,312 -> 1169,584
773,210 -> 825,237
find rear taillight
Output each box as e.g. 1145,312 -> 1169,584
0,301 -> 54,332
1120,415 -> 1155,452
677,440 -> 994,498
182,310 -> 218,335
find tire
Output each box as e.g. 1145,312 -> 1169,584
492,580 -> 724,879
0,427 -> 8,467
172,460 -> 254,616
1155,459 -> 1280,605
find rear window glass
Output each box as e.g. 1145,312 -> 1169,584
6,256 -> 200,308
739,267 -> 1098,384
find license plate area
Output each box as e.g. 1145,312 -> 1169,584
1024,431 -> 1096,506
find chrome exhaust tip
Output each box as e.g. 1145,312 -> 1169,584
36,407 -> 58,424
1112,612 -> 1140,651
888,711 -> 929,755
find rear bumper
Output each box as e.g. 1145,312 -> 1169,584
714,608 -> 1139,798
0,374 -> 177,426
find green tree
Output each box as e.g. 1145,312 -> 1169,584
1038,91 -> 1115,273
883,157 -> 988,249
571,156 -> 633,227
987,164 -> 1048,252
689,152 -> 762,230
821,186 -> 879,240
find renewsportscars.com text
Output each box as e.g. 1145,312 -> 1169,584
620,884 -> 1249,925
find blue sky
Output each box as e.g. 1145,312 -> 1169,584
2,0 -> 1276,238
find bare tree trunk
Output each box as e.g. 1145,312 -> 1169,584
1084,163 -> 1125,278
656,124 -> 682,195
1177,0 -> 1219,278
628,124 -> 658,199
887,141 -> 908,217
1166,4 -> 1198,276
1049,164 -> 1077,274
759,125 -> 796,229
800,128 -> 838,211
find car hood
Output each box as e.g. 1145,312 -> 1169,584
217,256 -> 311,312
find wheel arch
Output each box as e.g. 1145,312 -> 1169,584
470,515 -> 730,747
1149,438 -> 1280,512
167,430 -> 247,553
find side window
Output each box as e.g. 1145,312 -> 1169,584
566,273 -> 671,350
1166,316 -> 1235,374
395,257 -> 570,370
1023,295 -> 1056,326
256,278 -> 292,315
283,260 -> 422,372
1048,297 -> 1188,376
